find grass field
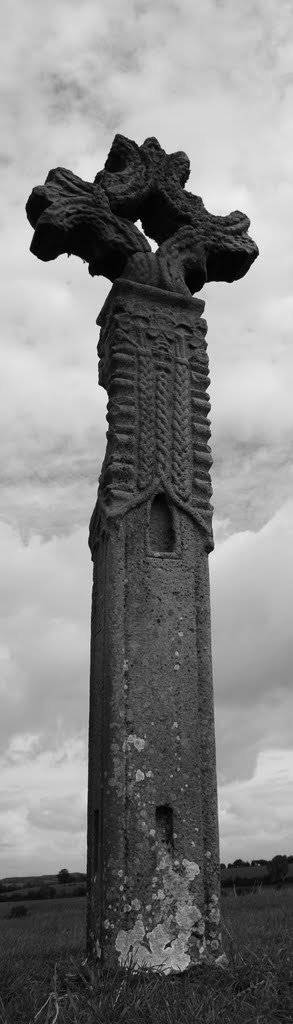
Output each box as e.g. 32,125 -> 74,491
0,889 -> 292,1023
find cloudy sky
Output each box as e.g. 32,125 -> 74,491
1,0 -> 293,876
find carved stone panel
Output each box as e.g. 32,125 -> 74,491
89,280 -> 214,553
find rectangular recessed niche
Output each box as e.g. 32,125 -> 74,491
155,804 -> 174,850
149,494 -> 176,553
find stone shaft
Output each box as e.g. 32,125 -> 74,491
87,281 -> 222,974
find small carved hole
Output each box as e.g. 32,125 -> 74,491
155,805 -> 174,850
149,494 -> 175,553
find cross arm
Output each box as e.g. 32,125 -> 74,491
26,136 -> 258,293
26,166 -> 151,281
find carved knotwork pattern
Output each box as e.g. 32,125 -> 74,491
89,285 -> 214,552
155,351 -> 172,479
172,354 -> 190,502
137,346 -> 156,490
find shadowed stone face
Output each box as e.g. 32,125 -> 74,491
26,134 -> 259,295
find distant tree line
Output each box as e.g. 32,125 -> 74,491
221,855 -> 290,891
220,855 -> 293,869
0,856 -> 292,904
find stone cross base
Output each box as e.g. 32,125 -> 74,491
86,281 -> 224,974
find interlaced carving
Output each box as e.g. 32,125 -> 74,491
155,346 -> 172,478
88,283 -> 215,553
26,137 -> 258,551
137,347 -> 156,490
172,355 -> 190,501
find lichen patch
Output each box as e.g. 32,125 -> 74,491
182,859 -> 200,880
115,850 -> 205,974
123,734 -> 146,752
131,898 -> 141,911
115,918 -> 192,974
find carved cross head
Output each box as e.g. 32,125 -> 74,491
26,134 -> 258,295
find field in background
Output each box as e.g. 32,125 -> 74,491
0,873 -> 86,903
0,890 -> 293,1022
1,863 -> 292,907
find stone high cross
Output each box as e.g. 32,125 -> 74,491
26,135 -> 258,975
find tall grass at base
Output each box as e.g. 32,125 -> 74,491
0,889 -> 292,1023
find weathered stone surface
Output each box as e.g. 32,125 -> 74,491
87,284 -> 223,973
26,133 -> 258,976
26,134 -> 258,295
